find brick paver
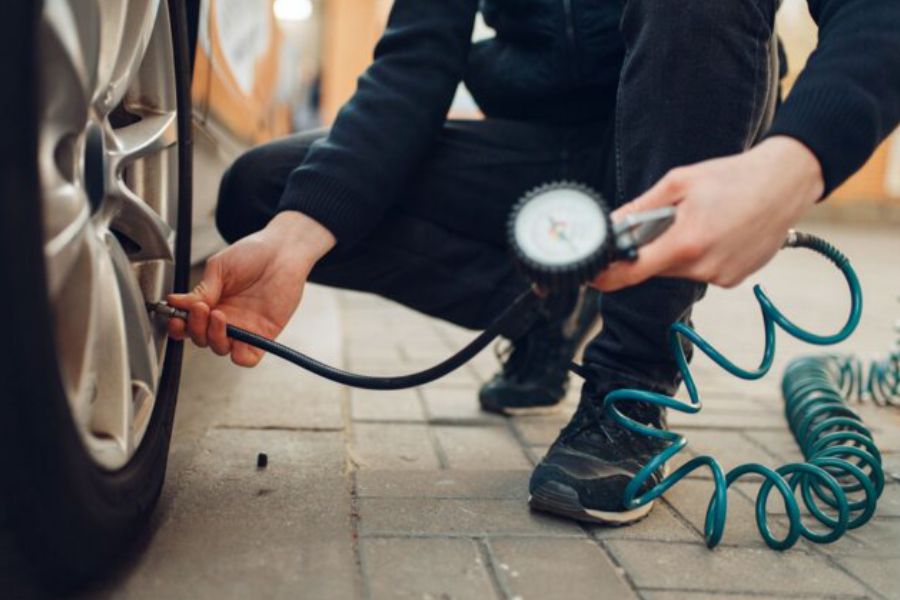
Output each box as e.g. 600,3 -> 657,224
420,387 -> 508,424
358,497 -> 583,537
661,478 -> 795,548
362,538 -> 497,599
605,540 -> 869,596
350,388 -> 425,422
352,423 -> 442,470
586,503 -> 700,543
356,470 -> 531,501
836,557 -> 900,598
488,538 -> 639,599
107,429 -> 358,600
431,426 -> 533,470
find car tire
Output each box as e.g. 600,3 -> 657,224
0,0 -> 192,590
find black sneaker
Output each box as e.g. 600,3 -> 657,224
479,289 -> 602,416
528,382 -> 669,525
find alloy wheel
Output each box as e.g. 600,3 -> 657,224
38,0 -> 180,470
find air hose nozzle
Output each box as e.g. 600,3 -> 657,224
147,301 -> 189,321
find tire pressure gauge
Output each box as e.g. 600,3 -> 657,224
508,182 -> 614,292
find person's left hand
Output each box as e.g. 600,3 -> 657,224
594,136 -> 824,292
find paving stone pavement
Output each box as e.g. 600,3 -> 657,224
4,223 -> 896,599
338,222 -> 900,600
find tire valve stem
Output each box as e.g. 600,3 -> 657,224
146,301 -> 189,321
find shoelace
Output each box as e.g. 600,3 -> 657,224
559,383 -> 669,450
558,394 -> 625,444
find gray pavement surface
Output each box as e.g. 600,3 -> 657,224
4,222 -> 900,599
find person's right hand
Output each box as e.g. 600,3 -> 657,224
167,211 -> 336,367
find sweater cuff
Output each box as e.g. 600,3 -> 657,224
765,87 -> 878,199
276,170 -> 371,249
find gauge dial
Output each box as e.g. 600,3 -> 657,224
508,183 -> 612,291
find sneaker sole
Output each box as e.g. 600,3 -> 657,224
479,393 -> 566,417
529,461 -> 670,526
528,481 -> 655,525
500,403 -> 565,417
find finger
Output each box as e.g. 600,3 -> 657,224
231,341 -> 264,368
167,318 -> 186,341
187,302 -> 211,347
658,244 -> 771,289
167,292 -> 193,310
656,252 -> 719,282
168,255 -> 226,309
612,169 -> 689,221
593,229 -> 688,292
208,310 -> 233,357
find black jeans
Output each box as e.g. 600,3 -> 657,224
216,0 -> 778,392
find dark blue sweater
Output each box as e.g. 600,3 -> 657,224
278,0 -> 900,248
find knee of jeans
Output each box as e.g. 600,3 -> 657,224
624,0 -> 776,39
215,167 -> 238,243
215,148 -> 266,243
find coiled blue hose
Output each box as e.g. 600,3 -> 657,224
601,231 -> 884,550
823,349 -> 900,407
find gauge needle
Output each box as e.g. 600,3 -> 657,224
548,216 -> 573,243
547,216 -> 579,254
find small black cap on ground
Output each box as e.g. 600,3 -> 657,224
257,452 -> 268,469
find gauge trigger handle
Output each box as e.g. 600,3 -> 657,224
612,207 -> 677,261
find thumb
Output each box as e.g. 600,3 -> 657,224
168,256 -> 225,309
612,169 -> 689,221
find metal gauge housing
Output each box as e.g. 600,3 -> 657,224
508,182 -> 613,292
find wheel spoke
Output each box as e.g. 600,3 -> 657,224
43,183 -> 91,298
105,232 -> 159,394
94,0 -> 162,115
40,0 -> 100,127
83,232 -> 133,468
108,110 -> 178,170
106,181 -> 175,262
53,229 -> 103,432
39,0 -> 98,297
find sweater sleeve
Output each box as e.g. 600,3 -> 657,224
765,0 -> 900,197
276,1 -> 478,248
